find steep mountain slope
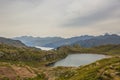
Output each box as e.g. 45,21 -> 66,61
13,34 -> 120,48
47,34 -> 120,48
44,35 -> 93,48
0,37 -> 26,47
73,34 -> 120,47
13,36 -> 64,47
14,35 -> 93,48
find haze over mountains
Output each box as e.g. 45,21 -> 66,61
1,33 -> 119,49
13,36 -> 63,47
13,33 -> 120,48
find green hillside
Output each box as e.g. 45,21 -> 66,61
55,57 -> 120,80
57,44 -> 120,55
0,44 -> 67,67
0,44 -> 120,80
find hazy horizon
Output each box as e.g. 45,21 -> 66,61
0,33 -> 118,39
0,0 -> 120,38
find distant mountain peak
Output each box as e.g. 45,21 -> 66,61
12,34 -> 120,48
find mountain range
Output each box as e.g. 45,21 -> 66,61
74,34 -> 120,47
13,33 -> 120,48
0,37 -> 26,47
13,36 -> 64,47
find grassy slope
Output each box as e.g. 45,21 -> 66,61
0,44 -> 120,80
55,57 -> 120,80
0,44 -> 67,67
57,44 -> 120,55
0,57 -> 119,80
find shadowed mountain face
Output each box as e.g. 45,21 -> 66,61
0,37 -> 26,47
44,35 -> 94,48
73,34 -> 120,47
13,35 -> 93,48
13,36 -> 64,47
13,34 -> 120,48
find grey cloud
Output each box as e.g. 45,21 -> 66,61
0,0 -> 43,10
0,0 -> 119,37
63,0 -> 120,27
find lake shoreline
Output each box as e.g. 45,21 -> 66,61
47,53 -> 107,67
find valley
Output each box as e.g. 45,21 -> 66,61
0,38 -> 120,80
14,34 -> 120,48
1,0 -> 120,79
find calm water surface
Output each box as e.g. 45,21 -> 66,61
54,54 -> 106,67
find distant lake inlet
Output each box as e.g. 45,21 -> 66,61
35,46 -> 54,50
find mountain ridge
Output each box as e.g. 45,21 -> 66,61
74,34 -> 120,47
13,36 -> 64,47
13,34 -> 120,48
0,37 -> 26,48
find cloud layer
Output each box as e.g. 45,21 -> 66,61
0,0 -> 120,37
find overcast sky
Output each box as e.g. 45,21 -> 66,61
0,0 -> 120,38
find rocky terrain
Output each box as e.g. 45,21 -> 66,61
0,37 -> 120,80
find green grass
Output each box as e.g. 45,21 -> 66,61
55,57 -> 120,80
0,44 -> 120,80
56,44 -> 120,55
0,44 -> 67,67
23,74 -> 46,80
